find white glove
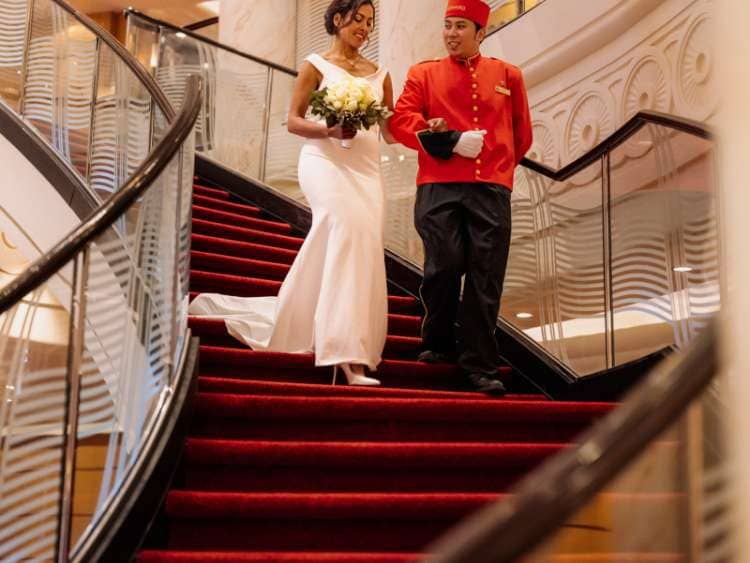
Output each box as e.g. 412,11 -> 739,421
453,130 -> 487,159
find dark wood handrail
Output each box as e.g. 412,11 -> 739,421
0,76 -> 203,315
185,16 -> 219,31
424,318 -> 718,563
520,110 -> 712,181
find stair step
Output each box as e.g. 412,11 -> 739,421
189,318 -> 421,355
196,377 -> 542,400
182,439 -> 563,493
194,184 -> 231,199
188,283 -> 420,316
184,439 -> 566,467
190,271 -> 281,299
164,492 -> 681,552
193,193 -> 262,216
197,346 -> 511,380
192,218 -> 304,250
192,251 -> 290,281
192,234 -> 298,265
193,205 -> 293,235
191,391 -> 610,443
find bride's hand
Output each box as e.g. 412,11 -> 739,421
326,124 -> 357,140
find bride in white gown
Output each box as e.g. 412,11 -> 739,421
189,0 -> 397,386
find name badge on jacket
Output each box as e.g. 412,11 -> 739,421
495,84 -> 511,96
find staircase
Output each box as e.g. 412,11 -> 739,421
137,182 -> 627,562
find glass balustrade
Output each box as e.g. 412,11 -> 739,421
0,0 -> 171,200
0,2 -> 200,559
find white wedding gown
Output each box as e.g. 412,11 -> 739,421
189,54 -> 389,370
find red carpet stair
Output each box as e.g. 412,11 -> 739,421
139,183 -> 680,563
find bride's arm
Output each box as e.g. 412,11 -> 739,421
287,62 -> 354,140
380,73 -> 398,145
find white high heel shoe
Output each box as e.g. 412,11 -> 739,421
332,363 -> 381,386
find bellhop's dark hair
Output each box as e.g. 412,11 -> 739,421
324,0 -> 376,36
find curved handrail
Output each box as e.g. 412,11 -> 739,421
124,8 -> 297,77
0,75 -> 203,316
424,317 -> 718,563
185,16 -> 219,31
52,0 -> 175,121
519,109 -> 712,180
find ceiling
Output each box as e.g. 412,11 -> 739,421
67,0 -> 218,26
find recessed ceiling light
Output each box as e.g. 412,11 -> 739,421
516,312 -> 533,319
198,1 -> 220,15
674,266 -> 693,273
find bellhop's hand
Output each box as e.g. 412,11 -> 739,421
453,130 -> 487,159
327,124 -> 357,140
427,117 -> 448,132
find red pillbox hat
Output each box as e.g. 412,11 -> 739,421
445,0 -> 491,28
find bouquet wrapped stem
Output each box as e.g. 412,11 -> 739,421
310,76 -> 392,149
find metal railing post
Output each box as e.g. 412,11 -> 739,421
55,247 -> 90,562
259,66 -> 274,183
601,153 -> 615,369
85,38 -> 102,184
18,0 -> 36,116
170,149 -> 183,385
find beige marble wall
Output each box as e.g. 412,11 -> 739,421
379,0 -> 447,96
218,0 -> 297,69
718,0 -> 750,556
213,0 -> 297,187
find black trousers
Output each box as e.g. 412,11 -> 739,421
415,182 -> 512,376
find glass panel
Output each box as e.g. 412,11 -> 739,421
71,139 -> 193,550
264,68 -> 306,203
381,144 -> 422,264
502,161 -> 608,375
124,15 -> 159,76
89,52 -> 153,198
518,378 -> 728,562
609,126 -> 719,364
0,0 -> 29,112
154,27 -> 270,179
23,0 -> 98,179
486,0 -> 547,34
0,272 -> 73,561
488,0 -> 522,29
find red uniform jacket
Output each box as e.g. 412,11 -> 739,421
390,53 -> 533,189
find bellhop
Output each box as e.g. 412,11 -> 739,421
390,4 -> 533,188
390,0 -> 533,395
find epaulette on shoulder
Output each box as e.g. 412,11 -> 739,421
489,56 -> 518,70
416,57 -> 442,65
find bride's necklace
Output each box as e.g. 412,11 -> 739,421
330,52 -> 361,69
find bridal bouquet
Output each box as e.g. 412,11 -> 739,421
310,76 -> 391,148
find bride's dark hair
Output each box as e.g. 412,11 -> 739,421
324,0 -> 376,36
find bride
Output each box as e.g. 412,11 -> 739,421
189,0 -> 397,386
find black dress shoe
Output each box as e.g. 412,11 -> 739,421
467,373 -> 507,396
417,350 -> 454,364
